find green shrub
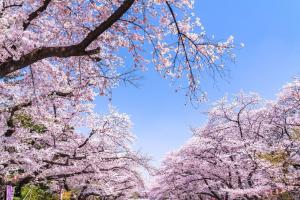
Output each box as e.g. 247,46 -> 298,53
14,114 -> 47,134
14,184 -> 55,200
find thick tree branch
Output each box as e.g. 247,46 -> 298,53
0,0 -> 135,77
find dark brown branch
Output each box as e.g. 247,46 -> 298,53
23,0 -> 52,30
77,121 -> 108,149
0,3 -> 23,17
0,0 -> 135,77
77,130 -> 96,149
0,47 -> 100,77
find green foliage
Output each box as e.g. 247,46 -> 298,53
14,114 -> 47,133
14,184 -> 56,200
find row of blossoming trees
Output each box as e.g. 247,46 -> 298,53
1,0 -> 298,199
2,76 -> 300,200
0,0 -> 235,198
149,80 -> 300,200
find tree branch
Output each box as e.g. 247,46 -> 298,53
0,0 -> 135,77
23,0 -> 52,30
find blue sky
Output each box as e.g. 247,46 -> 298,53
96,0 -> 300,166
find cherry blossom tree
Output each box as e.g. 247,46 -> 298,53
149,80 -> 300,200
0,60 -> 148,198
0,0 -> 235,101
0,101 -> 149,199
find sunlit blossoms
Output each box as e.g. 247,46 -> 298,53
0,0 -> 236,198
0,85 -> 149,198
149,80 -> 300,200
0,0 -> 234,101
0,45 -> 148,198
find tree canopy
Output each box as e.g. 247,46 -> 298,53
149,80 -> 300,200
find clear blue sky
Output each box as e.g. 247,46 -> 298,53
95,0 -> 300,166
